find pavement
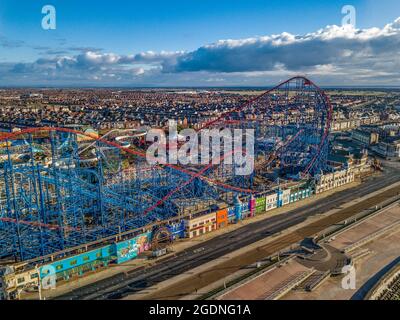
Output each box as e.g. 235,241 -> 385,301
217,259 -> 310,300
283,205 -> 400,300
297,244 -> 348,273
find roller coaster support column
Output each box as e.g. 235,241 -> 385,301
50,131 -> 66,251
4,142 -> 24,260
94,139 -> 106,234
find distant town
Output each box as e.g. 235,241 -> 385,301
1,87 -> 400,162
1,82 -> 400,301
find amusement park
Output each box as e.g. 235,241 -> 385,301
2,0 -> 400,308
0,76 -> 340,299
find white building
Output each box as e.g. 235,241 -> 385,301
315,169 -> 355,194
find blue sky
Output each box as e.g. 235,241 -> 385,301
0,0 -> 400,86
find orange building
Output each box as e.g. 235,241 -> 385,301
216,208 -> 228,229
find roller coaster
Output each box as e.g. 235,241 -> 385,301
0,76 -> 332,262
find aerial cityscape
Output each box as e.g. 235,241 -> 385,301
0,0 -> 400,308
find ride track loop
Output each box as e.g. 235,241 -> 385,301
201,76 -> 333,175
0,76 -> 332,231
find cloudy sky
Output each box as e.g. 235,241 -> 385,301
0,0 -> 400,87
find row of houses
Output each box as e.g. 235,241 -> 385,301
183,168 -> 355,238
351,124 -> 400,159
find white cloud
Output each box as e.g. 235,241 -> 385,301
170,18 -> 400,75
2,17 -> 400,86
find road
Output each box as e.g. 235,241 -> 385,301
57,164 -> 400,300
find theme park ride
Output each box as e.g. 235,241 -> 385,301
0,76 -> 332,262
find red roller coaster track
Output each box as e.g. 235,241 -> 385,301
0,76 -> 332,225
201,76 -> 333,174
